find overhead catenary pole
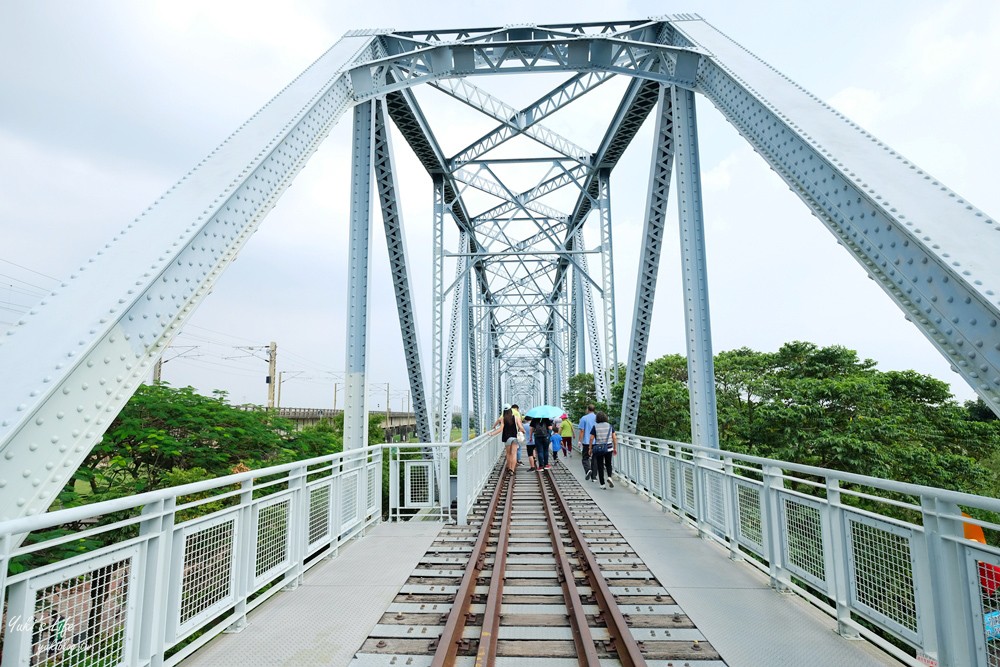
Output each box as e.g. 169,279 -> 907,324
267,341 -> 277,409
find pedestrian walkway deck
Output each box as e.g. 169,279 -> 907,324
181,458 -> 902,667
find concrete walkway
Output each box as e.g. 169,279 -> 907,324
561,452 -> 902,666
182,458 -> 903,667
182,520 -> 442,667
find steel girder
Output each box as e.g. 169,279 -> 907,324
0,35 -> 380,521
441,231 -> 467,439
447,71 -> 613,170
577,230 -> 607,401
344,101 -> 376,451
674,19 -> 1000,414
672,87 -> 720,449
372,99 -> 432,443
6,15 -> 999,530
620,85 -> 675,434
432,177 -> 447,440
349,33 -> 702,101
597,169 -> 619,388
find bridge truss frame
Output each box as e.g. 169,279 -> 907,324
1,16 -> 998,580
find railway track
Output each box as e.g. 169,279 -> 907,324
352,462 -> 726,666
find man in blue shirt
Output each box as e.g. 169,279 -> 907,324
577,404 -> 597,481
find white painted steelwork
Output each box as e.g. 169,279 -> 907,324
615,432 -> 1000,667
0,442 -> 459,667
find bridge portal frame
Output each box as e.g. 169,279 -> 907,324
0,18 -> 997,596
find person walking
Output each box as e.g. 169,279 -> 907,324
589,411 -> 618,489
559,416 -> 574,457
550,421 -> 562,464
523,416 -> 537,470
534,417 -> 551,470
511,404 -> 524,465
577,404 -> 597,481
493,405 -> 524,474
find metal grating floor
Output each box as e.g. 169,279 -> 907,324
181,520 -> 442,666
182,459 -> 903,667
562,456 -> 902,667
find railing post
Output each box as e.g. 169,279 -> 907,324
824,479 -> 860,639
694,451 -> 710,539
762,464 -> 790,592
283,465 -> 306,590
388,448 -> 399,522
137,498 -> 175,666
458,443 -> 470,526
921,496 -> 975,666
439,444 -> 451,521
2,574 -> 30,664
724,456 -> 742,562
657,442 -> 670,513
226,479 -> 254,633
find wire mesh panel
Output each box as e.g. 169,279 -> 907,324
649,452 -> 663,498
664,456 -> 680,505
178,514 -> 237,633
254,496 -> 291,586
966,546 -> 1000,665
367,463 -> 378,514
341,470 -> 360,531
405,461 -> 435,508
845,513 -> 920,643
307,483 -> 332,553
24,547 -> 136,667
704,468 -> 727,531
779,494 -> 828,589
636,447 -> 650,490
681,462 -> 697,515
734,479 -> 765,555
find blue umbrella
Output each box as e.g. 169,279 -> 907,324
524,404 -> 564,420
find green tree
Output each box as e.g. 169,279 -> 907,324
70,384 -> 294,503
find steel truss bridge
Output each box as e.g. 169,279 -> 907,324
1,15 -> 999,667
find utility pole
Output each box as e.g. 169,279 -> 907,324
266,341 -> 277,409
386,382 -> 390,443
153,357 -> 162,384
332,383 -> 338,412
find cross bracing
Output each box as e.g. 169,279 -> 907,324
1,15 -> 997,534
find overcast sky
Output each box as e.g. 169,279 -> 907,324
1,0 -> 998,414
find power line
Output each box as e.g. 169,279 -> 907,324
0,258 -> 59,282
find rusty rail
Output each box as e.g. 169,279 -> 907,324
538,471 -> 602,665
546,471 -> 648,667
431,468 -> 510,666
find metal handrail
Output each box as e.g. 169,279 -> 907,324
615,432 -> 1000,667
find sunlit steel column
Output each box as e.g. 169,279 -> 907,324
672,86 -> 720,449
344,100 -> 375,451
461,266 -> 471,442
372,99 -> 432,443
597,169 -> 619,388
432,177 -> 445,441
620,85 -> 675,434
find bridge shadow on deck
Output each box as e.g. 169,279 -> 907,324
182,457 -> 900,667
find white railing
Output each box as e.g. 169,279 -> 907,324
616,433 -> 1000,667
386,443 -> 453,522
456,430 -> 504,525
0,442 -> 469,667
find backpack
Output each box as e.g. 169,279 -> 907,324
533,421 -> 549,445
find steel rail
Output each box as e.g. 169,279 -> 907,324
431,468 -> 510,666
538,471 -> 602,666
474,469 -> 515,665
547,472 -> 648,667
